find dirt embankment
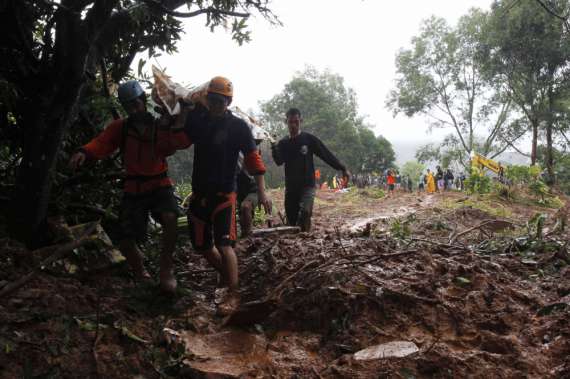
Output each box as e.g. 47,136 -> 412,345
0,189 -> 569,378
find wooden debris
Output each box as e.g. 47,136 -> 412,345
0,222 -> 99,298
251,226 -> 300,237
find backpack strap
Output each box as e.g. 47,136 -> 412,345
119,117 -> 130,160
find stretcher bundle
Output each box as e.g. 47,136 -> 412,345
151,66 -> 273,143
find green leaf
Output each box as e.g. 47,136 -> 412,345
455,276 -> 471,285
114,322 -> 149,344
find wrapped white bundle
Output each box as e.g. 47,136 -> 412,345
152,66 -> 274,143
230,106 -> 274,143
152,65 -> 208,115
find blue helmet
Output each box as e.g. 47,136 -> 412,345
117,80 -> 145,104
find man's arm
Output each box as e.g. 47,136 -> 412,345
70,119 -> 123,169
254,174 -> 271,215
156,107 -> 193,157
311,134 -> 351,178
243,150 -> 272,214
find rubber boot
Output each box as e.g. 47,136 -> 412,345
159,254 -> 177,295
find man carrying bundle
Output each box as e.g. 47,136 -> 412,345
180,76 -> 272,315
69,80 -> 186,294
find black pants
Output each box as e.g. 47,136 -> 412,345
285,187 -> 316,231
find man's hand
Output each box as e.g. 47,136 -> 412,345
258,191 -> 272,215
69,151 -> 86,170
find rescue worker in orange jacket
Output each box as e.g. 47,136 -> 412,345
69,80 -> 188,294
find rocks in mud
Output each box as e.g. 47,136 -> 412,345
353,341 -> 419,360
163,329 -> 268,378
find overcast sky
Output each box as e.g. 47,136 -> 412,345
146,0 -> 494,162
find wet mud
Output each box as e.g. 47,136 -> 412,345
0,189 -> 569,378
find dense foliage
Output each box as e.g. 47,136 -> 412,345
389,1 -> 570,174
260,67 -> 395,187
0,0 -> 277,245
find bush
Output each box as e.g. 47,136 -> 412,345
465,168 -> 491,194
493,182 -> 516,201
506,165 -> 532,185
360,187 -> 385,199
528,179 -> 549,203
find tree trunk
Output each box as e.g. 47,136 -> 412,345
8,9 -> 89,247
531,119 -> 538,166
545,86 -> 555,184
9,84 -> 84,247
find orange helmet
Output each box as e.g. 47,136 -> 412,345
208,76 -> 233,97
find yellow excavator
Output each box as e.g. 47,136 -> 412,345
471,152 -> 505,178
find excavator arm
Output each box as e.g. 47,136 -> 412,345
471,153 -> 502,174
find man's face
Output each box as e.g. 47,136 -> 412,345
121,97 -> 146,116
286,114 -> 301,136
207,93 -> 229,118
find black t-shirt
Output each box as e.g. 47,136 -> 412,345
272,132 -> 345,191
184,107 -> 257,194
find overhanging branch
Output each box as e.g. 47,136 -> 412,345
141,0 -> 250,18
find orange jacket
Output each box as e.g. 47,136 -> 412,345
81,119 -> 192,194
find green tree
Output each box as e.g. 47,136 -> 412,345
387,10 -> 519,167
401,160 -> 426,186
260,67 -> 395,184
537,145 -> 570,194
0,0 -> 277,245
482,0 -> 570,178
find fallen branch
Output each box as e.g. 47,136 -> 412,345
268,259 -> 319,299
354,250 -> 419,265
0,222 -> 99,298
66,203 -> 118,221
92,287 -> 103,378
449,219 -> 516,244
357,268 -> 439,305
251,226 -> 300,237
410,237 -> 468,250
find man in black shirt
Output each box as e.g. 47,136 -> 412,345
182,76 -> 271,316
271,108 -> 350,231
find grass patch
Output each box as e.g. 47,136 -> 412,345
440,195 -> 512,218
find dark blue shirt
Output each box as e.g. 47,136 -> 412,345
272,132 -> 345,191
185,106 -> 256,194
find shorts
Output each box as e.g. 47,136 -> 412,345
388,184 -> 395,191
437,179 -> 445,189
238,191 -> 259,210
187,192 -> 237,251
119,186 -> 179,243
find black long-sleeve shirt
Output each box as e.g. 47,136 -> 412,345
272,132 -> 345,191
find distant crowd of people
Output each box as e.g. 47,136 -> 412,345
417,166 -> 466,194
315,165 -> 467,196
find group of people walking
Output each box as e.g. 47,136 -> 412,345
70,78 -> 349,315
419,166 -> 465,194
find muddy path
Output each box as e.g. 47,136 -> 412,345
0,189 -> 569,378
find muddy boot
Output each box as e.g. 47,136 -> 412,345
159,255 -> 177,295
217,289 -> 240,317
